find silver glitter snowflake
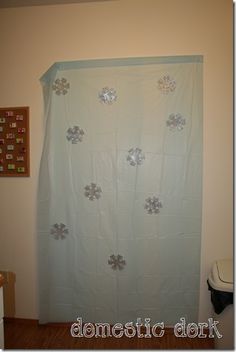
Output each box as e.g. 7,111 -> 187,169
52,78 -> 70,95
127,148 -> 145,166
84,183 -> 102,201
108,254 -> 126,270
98,87 -> 117,104
50,223 -> 69,240
144,196 -> 162,214
66,126 -> 85,144
158,75 -> 176,94
166,113 -> 186,131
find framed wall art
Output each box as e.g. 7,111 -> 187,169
0,107 -> 30,177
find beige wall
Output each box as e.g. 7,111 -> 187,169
0,0 -> 233,321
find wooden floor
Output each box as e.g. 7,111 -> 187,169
4,319 -> 215,350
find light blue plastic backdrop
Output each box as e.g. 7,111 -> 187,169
38,56 -> 203,325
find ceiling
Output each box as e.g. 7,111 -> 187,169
0,0 -> 112,8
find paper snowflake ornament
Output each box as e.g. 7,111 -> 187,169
50,223 -> 69,240
84,183 -> 102,201
144,196 -> 162,214
158,75 -> 176,94
66,126 -> 85,144
127,148 -> 145,166
108,254 -> 126,270
166,113 -> 186,131
98,87 -> 117,104
52,78 -> 70,95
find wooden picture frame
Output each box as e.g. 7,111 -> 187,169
0,107 -> 30,177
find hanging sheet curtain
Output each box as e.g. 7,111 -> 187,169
38,56 -> 203,325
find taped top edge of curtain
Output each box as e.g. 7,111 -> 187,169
40,55 -> 203,84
